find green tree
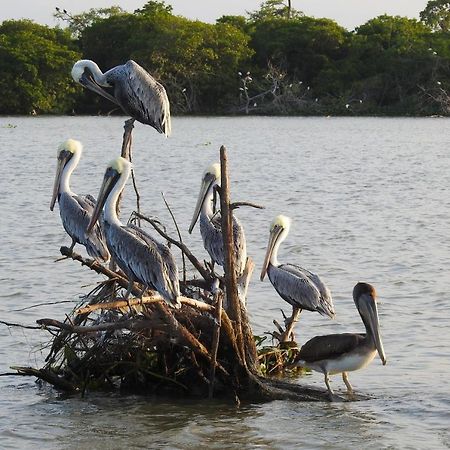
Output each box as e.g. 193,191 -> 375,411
250,16 -> 348,85
420,0 -> 450,31
248,0 -> 303,21
0,20 -> 80,114
54,6 -> 125,38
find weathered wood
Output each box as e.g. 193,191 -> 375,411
10,366 -> 78,392
152,303 -> 229,377
279,307 -> 302,343
208,288 -> 223,398
219,146 -> 245,365
75,295 -> 214,315
37,317 -> 167,334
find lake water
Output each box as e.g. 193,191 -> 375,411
0,116 -> 449,449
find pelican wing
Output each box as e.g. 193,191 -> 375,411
108,60 -> 171,135
298,333 -> 365,362
268,263 -> 334,317
83,194 -> 97,210
200,213 -> 247,274
106,224 -> 180,306
59,193 -> 109,262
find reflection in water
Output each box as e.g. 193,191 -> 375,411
1,116 -> 450,449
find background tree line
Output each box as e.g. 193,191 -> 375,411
1,0 -> 450,116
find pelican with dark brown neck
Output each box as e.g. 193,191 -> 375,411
294,282 -> 387,400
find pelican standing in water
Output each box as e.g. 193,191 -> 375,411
87,157 -> 180,308
260,215 -> 334,340
188,163 -> 247,277
293,282 -> 387,400
71,59 -> 171,136
50,139 -> 110,262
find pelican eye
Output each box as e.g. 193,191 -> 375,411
58,149 -> 73,161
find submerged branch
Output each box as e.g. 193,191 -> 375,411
0,320 -> 41,330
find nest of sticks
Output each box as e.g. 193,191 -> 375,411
8,144 -> 326,402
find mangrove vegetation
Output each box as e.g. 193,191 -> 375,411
1,0 -> 450,116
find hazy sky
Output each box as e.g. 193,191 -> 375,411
0,0 -> 429,30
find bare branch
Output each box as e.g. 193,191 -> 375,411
161,192 -> 187,283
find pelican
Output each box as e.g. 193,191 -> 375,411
260,215 -> 334,338
71,59 -> 171,136
188,163 -> 247,276
50,139 -> 109,262
293,282 -> 387,399
87,157 -> 180,308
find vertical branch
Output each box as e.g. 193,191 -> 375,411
208,285 -> 223,399
219,146 -> 245,364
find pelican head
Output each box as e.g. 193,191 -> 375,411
260,215 -> 291,281
50,139 -> 82,211
188,163 -> 221,234
71,60 -> 118,105
353,282 -> 387,366
87,157 -> 131,233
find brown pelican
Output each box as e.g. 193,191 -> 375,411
71,59 -> 171,136
50,139 -> 110,262
260,215 -> 335,330
294,282 -> 387,400
87,157 -> 180,308
188,163 -> 247,276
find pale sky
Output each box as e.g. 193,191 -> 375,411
0,0 -> 429,31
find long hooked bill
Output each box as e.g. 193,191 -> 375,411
86,169 -> 118,234
50,153 -> 70,211
360,294 -> 387,365
260,226 -> 282,281
81,72 -> 119,105
188,173 -> 215,234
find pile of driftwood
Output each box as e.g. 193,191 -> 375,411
6,122 -> 327,402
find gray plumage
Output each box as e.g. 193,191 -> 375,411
267,263 -> 335,318
200,211 -> 247,276
104,222 -> 180,306
58,192 -> 109,262
72,59 -> 171,135
87,157 -> 180,308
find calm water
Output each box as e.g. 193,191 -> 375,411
0,116 -> 449,449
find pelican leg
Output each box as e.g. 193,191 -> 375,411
342,372 -> 353,394
123,279 -> 135,314
324,373 -> 334,400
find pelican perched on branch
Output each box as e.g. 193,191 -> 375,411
50,139 -> 109,263
71,59 -> 171,136
87,157 -> 180,308
260,215 -> 334,339
188,163 -> 247,276
294,282 -> 387,400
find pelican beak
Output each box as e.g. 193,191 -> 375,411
359,294 -> 387,365
80,71 -> 119,105
188,173 -> 216,234
260,225 -> 282,281
50,150 -> 72,211
87,168 -> 120,234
